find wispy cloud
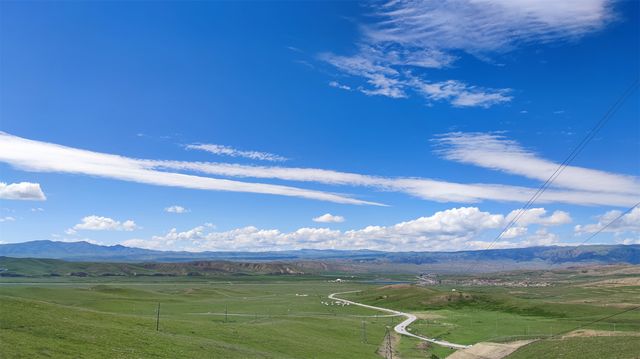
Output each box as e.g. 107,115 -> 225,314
321,51 -> 510,107
152,159 -> 639,207
186,143 -> 288,162
1,132 -> 636,207
123,206 -> 572,251
0,182 -> 46,201
320,0 -> 613,107
0,216 -> 16,223
434,132 -> 640,196
410,79 -> 512,108
0,132 -> 379,206
364,0 -> 612,54
328,81 -> 352,91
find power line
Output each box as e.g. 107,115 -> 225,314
573,201 -> 640,248
454,81 -> 640,346
462,79 -> 639,273
552,305 -> 640,338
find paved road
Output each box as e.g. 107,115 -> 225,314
329,291 -> 471,350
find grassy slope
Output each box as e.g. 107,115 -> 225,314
0,257 -> 310,277
0,278 -> 396,358
342,283 -> 640,358
507,336 -> 640,359
0,257 -> 153,276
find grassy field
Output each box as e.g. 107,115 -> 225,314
0,277 -> 403,358
1,261 -> 639,358
341,279 -> 640,358
507,336 -> 640,359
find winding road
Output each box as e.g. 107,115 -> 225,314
329,291 -> 471,350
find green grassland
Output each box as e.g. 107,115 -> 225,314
1,278 -> 400,358
508,336 -> 640,359
1,260 -> 639,358
342,279 -> 640,358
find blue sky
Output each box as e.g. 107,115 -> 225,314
0,0 -> 638,251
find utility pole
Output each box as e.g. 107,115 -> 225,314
156,302 -> 161,331
361,320 -> 367,343
225,304 -> 228,323
385,326 -> 393,359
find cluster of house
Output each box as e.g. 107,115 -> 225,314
417,273 -> 551,288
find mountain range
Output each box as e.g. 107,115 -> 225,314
1,240 -> 638,266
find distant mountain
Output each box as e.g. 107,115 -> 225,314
0,240 -> 639,266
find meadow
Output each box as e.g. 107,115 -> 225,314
1,262 -> 639,358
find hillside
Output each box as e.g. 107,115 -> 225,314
0,257 -> 308,277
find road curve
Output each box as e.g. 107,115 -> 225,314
329,291 -> 471,350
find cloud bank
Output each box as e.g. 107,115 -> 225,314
123,206 -> 570,251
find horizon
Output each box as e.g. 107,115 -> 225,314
3,238 -> 638,255
1,0 -> 639,253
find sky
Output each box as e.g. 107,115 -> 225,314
0,0 -> 639,252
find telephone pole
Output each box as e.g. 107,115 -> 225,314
361,320 -> 367,343
385,326 -> 393,359
156,302 -> 161,331
225,304 -> 228,323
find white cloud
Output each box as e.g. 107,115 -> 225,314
505,208 -> 572,226
153,160 -> 639,207
165,205 -> 189,214
329,81 -> 352,91
121,206 -> 581,251
575,207 -> 640,234
502,226 -> 527,239
434,132 -> 640,196
313,213 -> 345,223
0,132 -> 380,206
364,0 -> 612,54
520,228 -> 560,247
186,143 -> 287,162
31,207 -> 44,212
0,216 -> 16,223
321,0 -> 613,107
123,207 -> 507,251
1,132 -> 636,208
321,52 -> 509,107
410,78 -> 512,108
618,238 -> 640,245
0,182 -> 46,201
70,215 -> 138,232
